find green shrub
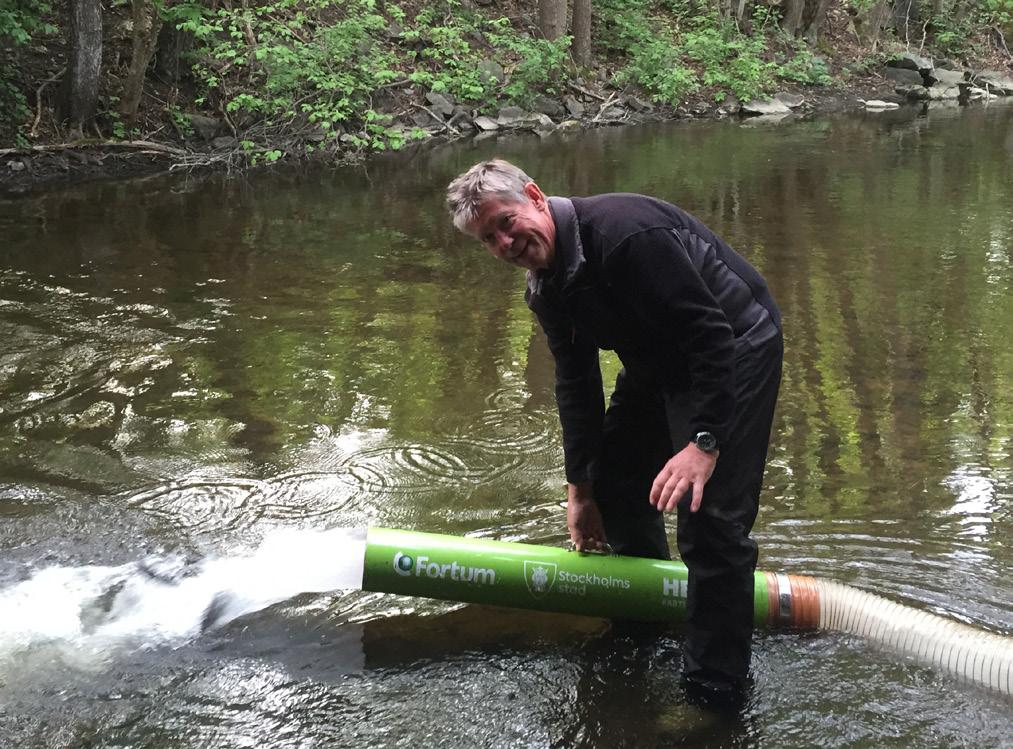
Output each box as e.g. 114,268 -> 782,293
598,0 -> 779,104
0,0 -> 56,143
778,48 -> 832,86
487,21 -> 572,105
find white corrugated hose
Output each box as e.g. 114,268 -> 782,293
770,574 -> 1013,696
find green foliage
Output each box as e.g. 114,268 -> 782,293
931,12 -> 978,56
682,18 -> 777,102
166,0 -> 402,146
598,0 -> 779,103
157,0 -> 587,151
928,0 -> 1013,56
487,23 -> 571,104
0,0 -> 56,142
0,0 -> 56,45
616,34 -> 699,104
168,105 -> 194,137
3,0 -> 1013,155
778,48 -> 832,86
401,4 -> 492,102
597,0 -> 700,103
983,0 -> 1013,25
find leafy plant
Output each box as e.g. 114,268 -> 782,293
0,0 -> 57,142
598,0 -> 778,104
487,23 -> 571,105
778,48 -> 832,86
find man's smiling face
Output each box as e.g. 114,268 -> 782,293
469,182 -> 557,272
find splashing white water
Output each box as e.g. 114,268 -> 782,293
0,527 -> 367,661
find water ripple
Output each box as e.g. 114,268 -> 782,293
335,440 -> 520,491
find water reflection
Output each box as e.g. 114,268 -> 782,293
1,102 -> 1012,746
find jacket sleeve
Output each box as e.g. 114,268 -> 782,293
612,227 -> 736,444
532,305 -> 605,485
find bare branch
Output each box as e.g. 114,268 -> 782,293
0,140 -> 189,158
568,81 -> 607,101
592,91 -> 619,122
411,103 -> 460,135
31,67 -> 66,138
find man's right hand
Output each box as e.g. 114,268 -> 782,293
566,482 -> 607,552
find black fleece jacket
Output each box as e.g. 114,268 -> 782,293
525,194 -> 781,485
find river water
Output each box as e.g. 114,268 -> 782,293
1,101 -> 1011,747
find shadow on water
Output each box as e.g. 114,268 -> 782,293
181,606 -> 755,749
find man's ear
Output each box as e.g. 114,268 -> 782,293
523,181 -> 547,208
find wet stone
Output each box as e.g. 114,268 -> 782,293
563,95 -> 585,118
741,98 -> 791,116
888,52 -> 933,72
531,95 -> 565,118
473,116 -> 500,131
927,68 -> 967,86
424,92 -> 455,118
882,67 -> 924,86
477,59 -> 505,85
774,92 -> 805,109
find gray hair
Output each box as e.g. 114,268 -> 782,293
446,159 -> 533,233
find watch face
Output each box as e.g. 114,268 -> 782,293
694,432 -> 717,452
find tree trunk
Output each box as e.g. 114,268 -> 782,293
120,0 -> 164,123
851,0 -> 892,46
802,0 -> 832,42
572,0 -> 591,67
63,0 -> 103,137
781,0 -> 806,36
538,0 -> 567,41
155,21 -> 196,83
892,0 -> 922,43
735,0 -> 750,28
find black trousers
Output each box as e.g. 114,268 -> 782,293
592,331 -> 783,685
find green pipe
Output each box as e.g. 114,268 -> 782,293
358,527 -> 1013,696
362,527 -> 771,626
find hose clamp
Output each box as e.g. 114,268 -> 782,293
776,572 -> 793,624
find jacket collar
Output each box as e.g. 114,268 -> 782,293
527,196 -> 585,294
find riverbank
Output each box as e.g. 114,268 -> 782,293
0,74 -> 1003,198
2,0 -> 1012,197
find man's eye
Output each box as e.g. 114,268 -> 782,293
502,216 -> 513,228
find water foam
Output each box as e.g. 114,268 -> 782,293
0,527 -> 367,663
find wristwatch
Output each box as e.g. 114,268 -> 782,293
692,431 -> 718,453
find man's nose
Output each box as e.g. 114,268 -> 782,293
490,231 -> 512,257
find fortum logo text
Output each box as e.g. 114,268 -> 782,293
392,552 -> 497,585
